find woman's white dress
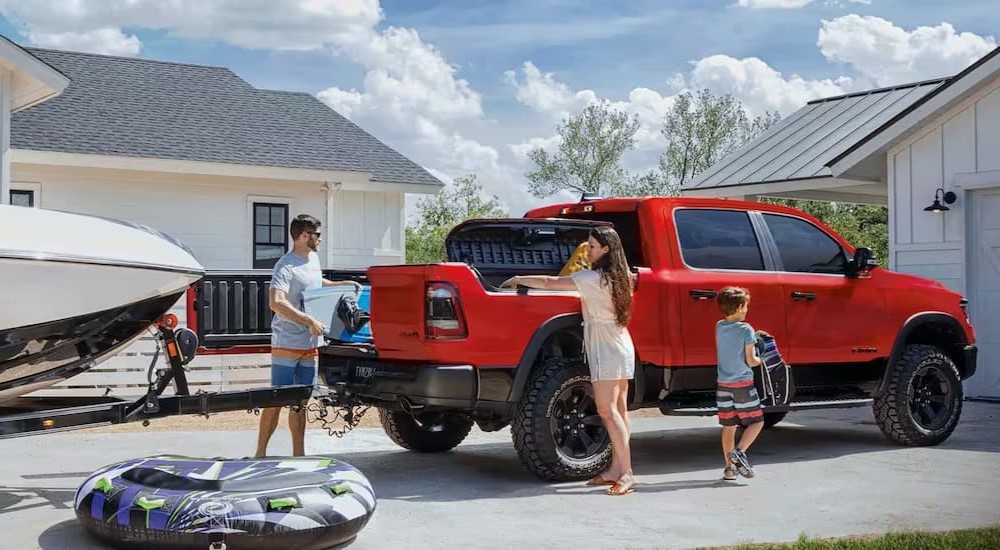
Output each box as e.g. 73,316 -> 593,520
570,269 -> 635,381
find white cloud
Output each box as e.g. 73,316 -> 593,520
503,62 -> 595,121
28,27 -> 141,56
504,63 -> 676,151
0,0 -> 382,55
510,135 -> 562,164
737,0 -> 813,9
685,55 -> 853,116
818,15 -> 997,86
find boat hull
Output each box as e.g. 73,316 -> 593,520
0,258 -> 201,331
0,205 -> 206,404
0,292 -> 190,404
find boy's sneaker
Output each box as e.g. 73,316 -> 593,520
728,447 -> 755,478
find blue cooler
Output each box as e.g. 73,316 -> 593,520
303,285 -> 373,344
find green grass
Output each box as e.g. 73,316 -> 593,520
685,525 -> 1000,550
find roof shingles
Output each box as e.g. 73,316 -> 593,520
11,48 -> 442,187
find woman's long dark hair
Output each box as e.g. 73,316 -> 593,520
590,226 -> 633,327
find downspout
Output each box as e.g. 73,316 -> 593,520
0,68 -> 11,205
322,181 -> 342,268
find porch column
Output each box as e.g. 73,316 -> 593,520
0,68 -> 10,205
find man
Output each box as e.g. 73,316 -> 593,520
255,214 -> 361,457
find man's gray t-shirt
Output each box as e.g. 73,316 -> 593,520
715,320 -> 757,383
270,250 -> 323,350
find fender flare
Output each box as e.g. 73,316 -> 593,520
877,312 -> 969,396
508,313 -> 584,403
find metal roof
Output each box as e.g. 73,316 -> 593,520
11,48 -> 443,187
684,77 -> 948,190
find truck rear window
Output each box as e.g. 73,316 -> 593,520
562,212 -> 645,267
674,209 -> 765,271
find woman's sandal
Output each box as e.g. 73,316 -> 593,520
606,474 -> 635,496
586,474 -> 616,486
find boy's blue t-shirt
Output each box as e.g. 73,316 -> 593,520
716,320 -> 757,383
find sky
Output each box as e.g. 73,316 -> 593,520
0,0 -> 996,218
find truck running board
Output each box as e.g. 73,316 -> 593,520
661,398 -> 873,416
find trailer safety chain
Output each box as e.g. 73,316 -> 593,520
305,400 -> 371,438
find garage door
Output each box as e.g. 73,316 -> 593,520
968,188 -> 1000,399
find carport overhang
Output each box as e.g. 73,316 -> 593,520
680,175 -> 887,205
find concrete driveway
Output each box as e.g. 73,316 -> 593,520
1,402 -> 998,549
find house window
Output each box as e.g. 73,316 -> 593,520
253,203 -> 289,269
10,190 -> 34,208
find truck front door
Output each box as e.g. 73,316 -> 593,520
758,212 -> 886,366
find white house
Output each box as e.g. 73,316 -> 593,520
4,41 -> 442,396
682,47 -> 1000,400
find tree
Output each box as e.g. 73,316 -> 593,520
405,174 -> 507,264
616,89 -> 780,197
525,100 -> 640,198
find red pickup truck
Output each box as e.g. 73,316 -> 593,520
197,195 -> 978,482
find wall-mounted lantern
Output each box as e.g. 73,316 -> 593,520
924,187 -> 957,213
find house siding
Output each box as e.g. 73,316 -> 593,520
888,74 -> 1000,399
888,76 -> 1000,291
13,163 -> 407,396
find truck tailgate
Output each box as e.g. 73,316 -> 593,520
366,265 -> 585,367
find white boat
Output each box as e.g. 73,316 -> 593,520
0,205 -> 205,403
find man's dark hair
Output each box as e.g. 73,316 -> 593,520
290,214 -> 321,240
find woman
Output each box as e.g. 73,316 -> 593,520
500,226 -> 636,495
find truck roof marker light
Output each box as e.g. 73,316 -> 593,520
560,204 -> 594,215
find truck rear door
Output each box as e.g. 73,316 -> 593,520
670,207 -> 788,368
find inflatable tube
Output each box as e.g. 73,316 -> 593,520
74,455 -> 376,550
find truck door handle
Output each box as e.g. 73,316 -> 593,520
689,289 -> 718,301
791,291 -> 816,302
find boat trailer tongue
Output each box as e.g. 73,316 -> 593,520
0,323 -> 312,438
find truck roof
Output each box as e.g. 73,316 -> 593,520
524,195 -> 798,218
523,195 -> 857,252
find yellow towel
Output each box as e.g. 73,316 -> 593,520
559,242 -> 591,276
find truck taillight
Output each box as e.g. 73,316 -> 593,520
960,298 -> 971,324
425,282 -> 468,340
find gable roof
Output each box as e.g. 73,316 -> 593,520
685,77 -> 946,191
10,48 -> 442,187
0,35 -> 69,111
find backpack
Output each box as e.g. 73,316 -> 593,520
753,332 -> 795,407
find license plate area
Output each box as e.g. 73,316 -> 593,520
350,364 -> 377,384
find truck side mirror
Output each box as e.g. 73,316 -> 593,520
848,247 -> 878,277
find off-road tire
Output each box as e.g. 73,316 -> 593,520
378,408 -> 474,453
763,412 -> 787,429
511,357 -> 612,482
873,344 -> 963,446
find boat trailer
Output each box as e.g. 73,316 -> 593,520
0,318 -> 312,438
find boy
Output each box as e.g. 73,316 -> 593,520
715,286 -> 765,480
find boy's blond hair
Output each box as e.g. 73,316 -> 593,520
717,286 -> 750,316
